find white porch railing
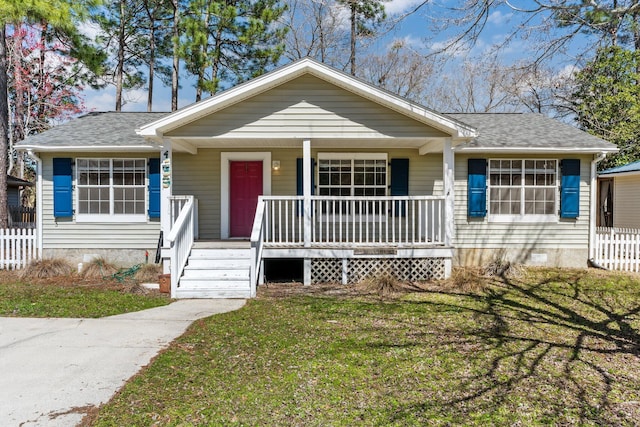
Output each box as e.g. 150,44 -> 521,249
595,227 -> 640,272
170,196 -> 198,239
167,196 -> 196,295
261,195 -> 446,247
250,198 -> 268,297
0,228 -> 37,269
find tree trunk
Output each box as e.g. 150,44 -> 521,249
115,0 -> 126,111
147,20 -> 155,111
349,1 -> 356,75
0,26 -> 10,228
171,0 -> 179,111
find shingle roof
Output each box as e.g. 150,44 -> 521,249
447,113 -> 617,152
17,112 -> 169,150
599,160 -> 640,175
16,111 -> 617,154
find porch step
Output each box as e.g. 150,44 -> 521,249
176,247 -> 252,299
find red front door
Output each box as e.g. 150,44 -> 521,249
229,161 -> 263,237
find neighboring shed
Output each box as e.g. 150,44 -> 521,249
7,175 -> 33,207
598,160 -> 640,228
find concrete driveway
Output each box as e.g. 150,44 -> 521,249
0,299 -> 246,426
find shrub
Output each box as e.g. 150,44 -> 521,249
133,263 -> 162,283
20,258 -> 75,279
82,257 -> 119,280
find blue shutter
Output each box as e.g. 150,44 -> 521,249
53,158 -> 73,218
467,159 -> 487,218
296,158 -> 315,195
148,158 -> 160,218
560,159 -> 580,218
390,158 -> 409,216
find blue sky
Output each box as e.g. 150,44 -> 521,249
83,0 -> 592,112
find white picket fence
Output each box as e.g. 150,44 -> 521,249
594,227 -> 640,272
0,228 -> 37,269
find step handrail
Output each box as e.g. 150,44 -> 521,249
167,196 -> 195,297
249,197 -> 267,297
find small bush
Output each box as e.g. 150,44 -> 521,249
133,263 -> 162,283
483,259 -> 524,279
358,274 -> 424,298
20,258 -> 75,279
447,267 -> 488,293
82,257 -> 119,280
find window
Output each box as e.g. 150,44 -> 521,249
317,153 -> 387,215
318,153 -> 387,197
488,159 -> 557,220
76,158 -> 146,220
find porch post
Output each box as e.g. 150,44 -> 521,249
303,139 -> 312,247
160,139 -> 173,274
303,139 -> 312,286
443,138 -> 455,247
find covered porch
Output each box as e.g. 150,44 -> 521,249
135,58 -> 476,297
161,136 -> 458,298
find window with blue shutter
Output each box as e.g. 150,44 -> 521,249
468,159 -> 487,218
390,158 -> 409,216
148,158 -> 160,218
560,159 -> 580,218
53,158 -> 73,218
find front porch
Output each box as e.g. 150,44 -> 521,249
165,192 -> 453,298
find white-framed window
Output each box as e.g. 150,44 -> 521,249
317,153 -> 387,197
76,158 -> 146,222
317,153 -> 387,216
488,159 -> 558,222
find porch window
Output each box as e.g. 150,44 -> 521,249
488,159 -> 558,221
317,153 -> 387,214
317,153 -> 387,196
76,158 -> 146,221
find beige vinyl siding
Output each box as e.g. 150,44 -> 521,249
613,175 -> 640,228
165,75 -> 449,140
41,153 -> 160,249
454,154 -> 592,250
171,148 -> 443,239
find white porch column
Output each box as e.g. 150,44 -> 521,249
303,139 -> 312,286
443,138 -> 455,247
160,139 -> 173,274
303,139 -> 312,247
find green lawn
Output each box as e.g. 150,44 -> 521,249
0,281 -> 170,318
90,268 -> 640,426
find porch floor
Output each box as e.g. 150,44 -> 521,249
193,240 -> 251,249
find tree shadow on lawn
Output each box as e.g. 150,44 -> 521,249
375,271 -> 640,425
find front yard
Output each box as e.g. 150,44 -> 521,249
86,268 -> 640,426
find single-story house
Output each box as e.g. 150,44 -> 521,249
597,160 -> 640,229
17,58 -> 618,298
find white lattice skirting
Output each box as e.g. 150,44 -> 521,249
311,258 -> 447,284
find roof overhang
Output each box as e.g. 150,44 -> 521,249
16,144 -> 161,153
455,147 -> 620,155
599,170 -> 640,178
137,58 -> 478,141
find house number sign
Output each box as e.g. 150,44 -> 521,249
162,157 -> 171,188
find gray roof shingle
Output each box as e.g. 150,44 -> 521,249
17,111 -> 617,154
447,113 -> 617,152
17,112 -> 169,149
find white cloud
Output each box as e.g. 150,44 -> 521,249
384,0 -> 426,16
77,22 -> 102,40
487,10 -> 513,26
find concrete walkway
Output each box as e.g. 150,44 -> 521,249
0,299 -> 246,426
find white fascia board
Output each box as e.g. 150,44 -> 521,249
16,145 -> 161,152
136,58 -> 478,140
455,146 -> 619,154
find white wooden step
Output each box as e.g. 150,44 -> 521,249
189,249 -> 251,259
182,269 -> 249,279
186,258 -> 251,269
175,288 -> 252,299
179,278 -> 250,289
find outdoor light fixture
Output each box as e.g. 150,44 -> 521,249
272,160 -> 281,171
